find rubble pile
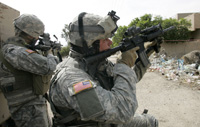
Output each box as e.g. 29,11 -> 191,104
148,52 -> 200,89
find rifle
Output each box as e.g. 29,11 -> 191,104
83,24 -> 175,67
34,33 -> 63,62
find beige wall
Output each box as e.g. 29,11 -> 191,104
177,13 -> 192,19
0,2 -> 20,124
185,14 -> 195,31
177,13 -> 200,31
194,13 -> 200,29
0,92 -> 10,124
184,13 -> 200,31
0,2 -> 20,45
161,40 -> 200,58
176,12 -> 200,40
191,29 -> 200,39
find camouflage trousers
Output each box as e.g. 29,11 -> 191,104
100,113 -> 158,127
54,113 -> 158,127
118,113 -> 158,127
9,95 -> 51,127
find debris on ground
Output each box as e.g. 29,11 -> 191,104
148,51 -> 200,90
181,50 -> 200,64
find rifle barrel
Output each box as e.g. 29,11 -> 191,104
163,26 -> 175,33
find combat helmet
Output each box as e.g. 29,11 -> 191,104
68,10 -> 119,55
14,14 -> 45,38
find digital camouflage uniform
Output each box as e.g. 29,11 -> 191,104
0,60 -> 11,77
50,51 -> 158,127
49,11 -> 158,127
0,36 -> 58,127
0,60 -> 13,87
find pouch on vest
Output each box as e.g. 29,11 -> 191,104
0,77 -> 15,93
33,74 -> 52,95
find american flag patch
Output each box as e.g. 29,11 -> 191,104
25,49 -> 35,54
73,80 -> 93,94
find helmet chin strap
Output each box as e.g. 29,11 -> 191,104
78,12 -> 90,56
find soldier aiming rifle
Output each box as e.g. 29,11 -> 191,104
35,33 -> 63,62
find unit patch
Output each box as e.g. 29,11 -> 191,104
25,49 -> 35,54
73,80 -> 93,94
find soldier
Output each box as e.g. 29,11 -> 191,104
0,14 -> 59,127
49,11 -> 158,127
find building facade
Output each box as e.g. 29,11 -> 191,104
0,2 -> 20,46
177,12 -> 200,39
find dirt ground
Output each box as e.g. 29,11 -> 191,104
136,71 -> 200,127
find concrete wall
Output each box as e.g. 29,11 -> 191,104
186,14 -> 195,31
0,2 -> 20,45
191,29 -> 200,39
0,2 -> 20,124
183,13 -> 200,31
177,13 -> 193,19
161,40 -> 200,58
194,13 -> 200,29
166,13 -> 200,58
176,12 -> 200,40
0,92 -> 10,124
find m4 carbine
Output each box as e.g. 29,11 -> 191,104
34,33 -> 63,62
83,24 -> 175,67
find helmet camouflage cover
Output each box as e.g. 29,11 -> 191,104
68,13 -> 118,47
14,14 -> 45,38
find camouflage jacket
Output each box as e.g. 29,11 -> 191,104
50,51 -> 139,126
1,36 -> 58,75
0,36 -> 58,106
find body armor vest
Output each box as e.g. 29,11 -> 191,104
0,37 -> 50,106
93,61 -> 114,91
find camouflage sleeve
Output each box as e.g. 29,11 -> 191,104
94,63 -> 138,123
2,44 -> 58,75
51,63 -> 138,124
132,61 -> 148,82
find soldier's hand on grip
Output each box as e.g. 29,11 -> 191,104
117,46 -> 139,67
144,41 -> 156,57
145,37 -> 164,57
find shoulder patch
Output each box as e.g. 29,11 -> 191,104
25,49 -> 35,54
73,80 -> 93,94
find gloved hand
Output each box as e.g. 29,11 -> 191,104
117,46 -> 140,67
144,41 -> 156,57
144,37 -> 163,57
144,41 -> 157,49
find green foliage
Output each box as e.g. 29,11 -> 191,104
128,14 -> 163,29
60,24 -> 71,57
61,24 -> 69,42
60,45 -> 70,57
111,26 -> 128,47
162,18 -> 191,42
112,14 -> 191,46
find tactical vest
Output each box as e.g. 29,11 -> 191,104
50,57 -> 115,127
94,60 -> 114,91
0,38 -> 51,106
